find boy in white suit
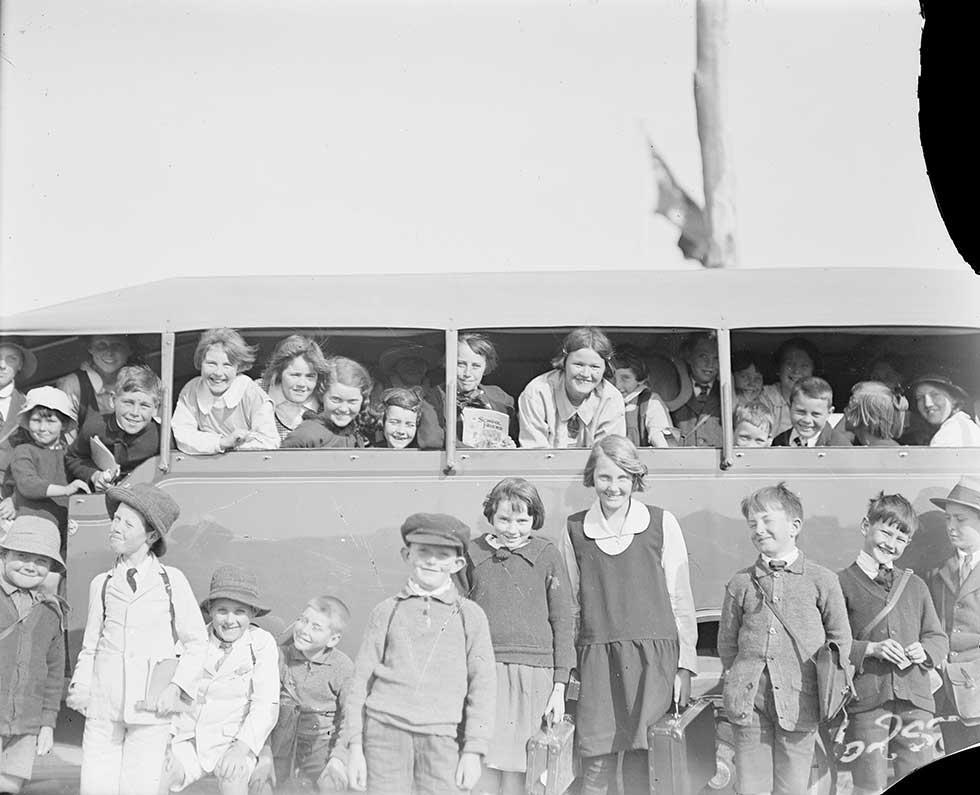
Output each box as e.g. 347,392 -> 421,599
162,565 -> 279,794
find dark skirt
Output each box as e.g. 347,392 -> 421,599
576,638 -> 679,757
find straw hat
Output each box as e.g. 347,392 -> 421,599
930,476 -> 980,515
379,344 -> 441,378
105,484 -> 180,555
908,374 -> 970,407
17,386 -> 77,427
200,565 -> 270,617
0,339 -> 38,382
0,515 -> 66,573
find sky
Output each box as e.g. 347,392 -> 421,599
0,0 -> 964,317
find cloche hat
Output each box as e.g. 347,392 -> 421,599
18,386 -> 77,428
200,565 -> 270,617
105,484 -> 180,555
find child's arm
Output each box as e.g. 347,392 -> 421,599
460,602 -> 496,759
594,386 -> 627,441
64,431 -> 99,486
557,527 -> 581,640
818,573 -> 853,662
911,577 -> 949,668
171,381 -> 226,455
42,605 -> 66,730
717,580 -> 742,671
662,511 -> 699,676
67,574 -> 108,714
517,382 -> 553,449
645,395 -> 672,448
237,383 -> 281,451
413,395 -> 445,450
545,547 -> 576,687
163,568 -> 209,711
319,653 -> 356,791
9,446 -> 88,499
233,630 -> 281,761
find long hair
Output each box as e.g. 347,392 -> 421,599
260,335 -> 329,395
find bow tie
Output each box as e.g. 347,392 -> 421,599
874,564 -> 894,590
493,547 -> 512,562
768,560 -> 787,571
458,390 -> 492,411
218,640 -> 234,652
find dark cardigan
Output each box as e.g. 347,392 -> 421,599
65,412 -> 160,484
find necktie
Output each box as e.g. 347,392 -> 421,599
126,568 -> 138,592
566,414 -> 582,438
874,564 -> 894,591
961,557 -> 974,590
215,640 -> 234,670
793,436 -> 804,447
768,559 -> 787,571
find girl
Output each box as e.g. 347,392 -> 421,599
844,381 -> 904,446
559,435 -> 697,795
731,350 -> 766,407
67,484 -> 208,795
611,345 -> 672,448
760,337 -> 819,437
375,387 -> 423,448
257,334 -> 329,441
282,357 -> 374,448
56,335 -> 136,434
518,327 -> 626,449
909,374 -> 980,446
172,328 -> 279,455
444,333 -> 516,447
467,478 -> 575,795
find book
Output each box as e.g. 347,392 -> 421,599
90,435 -> 119,474
461,407 -> 510,448
135,657 -> 190,713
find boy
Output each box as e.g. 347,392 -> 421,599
671,332 -> 722,447
66,365 -> 163,491
162,565 -> 279,795
0,516 -> 65,795
734,402 -> 775,448
341,514 -> 494,795
718,483 -> 851,795
771,376 -> 850,448
612,347 -> 672,448
838,493 -> 947,795
252,595 -> 354,792
732,351 -> 766,407
926,476 -> 980,754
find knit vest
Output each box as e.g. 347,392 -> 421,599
73,367 -> 100,430
567,505 -> 677,645
623,389 -> 650,448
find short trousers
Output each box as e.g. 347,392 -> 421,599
0,733 -> 38,781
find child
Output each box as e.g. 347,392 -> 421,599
4,387 -> 90,563
67,484 -> 208,795
282,357 -> 374,449
468,478 -> 575,795
671,331 -> 722,447
172,328 -> 279,455
844,381 -> 904,447
375,387 -> 422,449
253,596 -> 354,792
838,492 -> 947,795
718,483 -> 851,795
771,376 -> 850,448
0,340 -> 37,526
0,516 -> 66,795
559,435 -> 697,795
926,476 -> 980,754
342,514 -> 495,794
733,401 -> 775,448
56,335 -> 135,435
65,365 -> 163,491
162,566 -> 279,794
449,333 -> 516,447
375,344 -> 446,450
612,347 -> 672,448
257,334 -> 329,441
731,351 -> 766,407
518,327 -> 626,449
761,338 -> 819,437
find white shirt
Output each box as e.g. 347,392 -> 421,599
172,374 -> 280,455
760,548 -> 801,568
559,499 -> 698,674
787,429 -> 820,448
931,411 -> 980,447
957,549 -> 980,580
856,550 -> 889,580
518,370 -> 626,449
0,382 -> 14,423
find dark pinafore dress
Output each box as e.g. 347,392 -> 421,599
567,504 -> 679,757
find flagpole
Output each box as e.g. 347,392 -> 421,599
694,0 -> 737,268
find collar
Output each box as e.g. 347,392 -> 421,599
692,380 -> 715,398
485,533 -> 531,552
397,579 -> 459,604
0,383 -> 14,400
470,534 -> 548,566
266,382 -> 320,429
957,549 -> 980,568
548,369 -> 603,426
112,553 -> 157,580
0,571 -> 38,601
208,624 -> 251,650
759,548 -> 801,570
195,374 -> 250,412
80,362 -> 106,393
622,384 -> 648,405
788,429 -> 819,448
583,499 -> 649,556
856,550 -> 890,580
284,639 -> 336,666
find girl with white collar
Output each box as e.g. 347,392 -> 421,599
559,435 -> 698,795
256,335 -> 328,441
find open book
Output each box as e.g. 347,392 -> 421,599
90,436 -> 119,474
461,407 -> 510,448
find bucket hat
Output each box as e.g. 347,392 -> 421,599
908,374 -> 970,407
930,476 -> 980,515
379,344 -> 441,379
105,484 -> 180,555
0,339 -> 38,382
200,565 -> 270,617
18,386 -> 77,428
0,515 -> 66,573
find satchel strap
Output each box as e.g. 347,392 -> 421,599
855,568 -> 913,641
101,566 -> 178,646
751,574 -> 806,662
0,600 -> 42,643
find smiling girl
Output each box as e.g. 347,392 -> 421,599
57,335 -> 136,434
257,335 -> 329,441
909,374 -> 980,447
172,328 -> 279,455
517,327 -> 625,449
559,435 -> 697,795
282,357 -> 373,449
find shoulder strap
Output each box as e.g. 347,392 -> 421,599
0,600 -> 44,643
74,368 -> 98,426
379,598 -> 402,663
751,574 -> 806,661
101,572 -> 111,624
855,569 -> 913,641
158,567 -> 178,646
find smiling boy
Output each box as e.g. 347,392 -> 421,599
671,331 -> 722,447
837,493 -> 947,795
771,377 -> 850,448
718,483 -> 851,795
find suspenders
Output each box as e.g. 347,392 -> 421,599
100,565 -> 179,646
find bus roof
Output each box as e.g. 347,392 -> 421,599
1,268 -> 975,334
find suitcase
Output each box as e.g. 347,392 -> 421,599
647,699 -> 717,795
525,716 -> 577,795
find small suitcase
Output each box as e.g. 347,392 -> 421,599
525,716 -> 577,795
647,699 -> 717,795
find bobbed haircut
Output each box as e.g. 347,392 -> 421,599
194,328 -> 258,372
612,347 -> 648,382
459,333 -> 499,374
551,327 -> 615,374
790,376 -> 834,407
382,386 -> 423,418
845,381 -> 902,441
773,336 -> 821,374
583,434 -> 647,492
865,491 -> 919,538
482,477 -> 546,531
261,334 -> 329,391
115,365 -> 164,405
741,482 -> 804,523
27,406 -> 76,433
307,595 -> 351,634
734,401 -> 775,436
731,350 -> 765,374
324,356 -> 374,404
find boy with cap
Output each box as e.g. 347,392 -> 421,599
161,565 -> 279,794
0,516 -> 66,795
67,484 -> 208,795
926,475 -> 980,754
341,513 -> 495,794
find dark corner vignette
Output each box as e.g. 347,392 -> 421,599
919,1 -> 980,276
888,742 -> 979,792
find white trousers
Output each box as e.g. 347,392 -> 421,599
80,718 -> 171,795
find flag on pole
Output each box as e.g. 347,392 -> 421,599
646,138 -> 709,264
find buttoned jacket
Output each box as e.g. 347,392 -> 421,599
927,556 -> 980,666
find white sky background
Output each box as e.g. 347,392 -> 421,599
0,0 -> 964,316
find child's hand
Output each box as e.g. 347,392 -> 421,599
348,745 -> 367,791
0,496 -> 15,521
67,519 -> 79,536
153,683 -> 184,716
317,757 -> 349,791
219,429 -> 249,451
673,669 -> 693,708
905,642 -> 927,665
455,751 -> 482,791
65,685 -> 89,716
543,682 -> 566,725
216,741 -> 255,782
92,469 -> 117,492
869,639 -> 910,667
68,479 -> 92,496
249,747 -> 275,794
36,726 -> 54,756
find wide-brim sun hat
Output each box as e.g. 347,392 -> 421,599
105,484 -> 180,555
379,344 -> 441,378
0,339 -> 38,382
17,386 -> 77,428
908,374 -> 971,407
930,476 -> 980,515
0,515 -> 66,573
200,564 -> 271,617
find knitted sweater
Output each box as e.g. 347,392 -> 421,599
65,412 -> 160,484
467,535 -> 575,683
281,416 -> 369,449
5,440 -> 69,533
342,584 -> 495,755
